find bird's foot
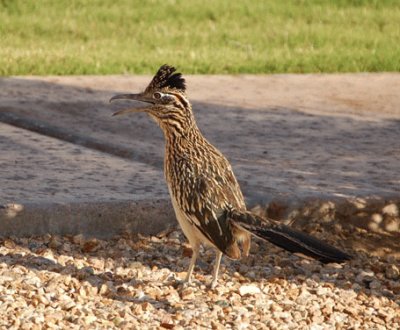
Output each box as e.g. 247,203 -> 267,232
210,278 -> 219,289
173,277 -> 197,290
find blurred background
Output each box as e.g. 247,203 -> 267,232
1,0 -> 399,75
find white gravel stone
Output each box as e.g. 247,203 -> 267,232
382,203 -> 399,217
239,284 -> 261,296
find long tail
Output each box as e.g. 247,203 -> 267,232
229,210 -> 352,263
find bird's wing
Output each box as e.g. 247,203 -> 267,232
181,162 -> 245,254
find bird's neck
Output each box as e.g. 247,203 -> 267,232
163,119 -> 205,148
157,105 -> 205,145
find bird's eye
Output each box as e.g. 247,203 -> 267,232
153,92 -> 162,99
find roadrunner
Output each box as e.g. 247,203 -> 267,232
110,65 -> 351,288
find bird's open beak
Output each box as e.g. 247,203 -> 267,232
110,93 -> 153,116
111,107 -> 150,116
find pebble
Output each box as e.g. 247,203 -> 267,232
369,280 -> 382,290
356,270 -> 375,283
238,284 -> 261,296
181,288 -> 195,300
382,203 -> 399,217
385,264 -> 399,280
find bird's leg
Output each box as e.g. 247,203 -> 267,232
241,233 -> 251,258
185,243 -> 200,283
211,250 -> 223,289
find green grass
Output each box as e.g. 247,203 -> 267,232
1,0 -> 399,75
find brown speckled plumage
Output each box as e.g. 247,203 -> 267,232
110,65 -> 352,287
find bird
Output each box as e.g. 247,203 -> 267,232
110,64 -> 352,288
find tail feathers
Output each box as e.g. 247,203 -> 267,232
229,210 -> 352,264
252,225 -> 352,263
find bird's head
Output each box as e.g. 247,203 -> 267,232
110,65 -> 194,134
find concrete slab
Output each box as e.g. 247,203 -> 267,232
0,122 -> 167,204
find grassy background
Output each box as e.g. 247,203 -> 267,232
1,0 -> 399,75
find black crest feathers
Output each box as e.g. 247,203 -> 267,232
146,64 -> 186,93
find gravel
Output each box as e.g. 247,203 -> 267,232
0,231 -> 399,329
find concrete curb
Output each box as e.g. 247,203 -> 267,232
1,196 -> 399,240
0,200 -> 175,238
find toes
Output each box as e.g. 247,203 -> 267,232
210,279 -> 218,289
